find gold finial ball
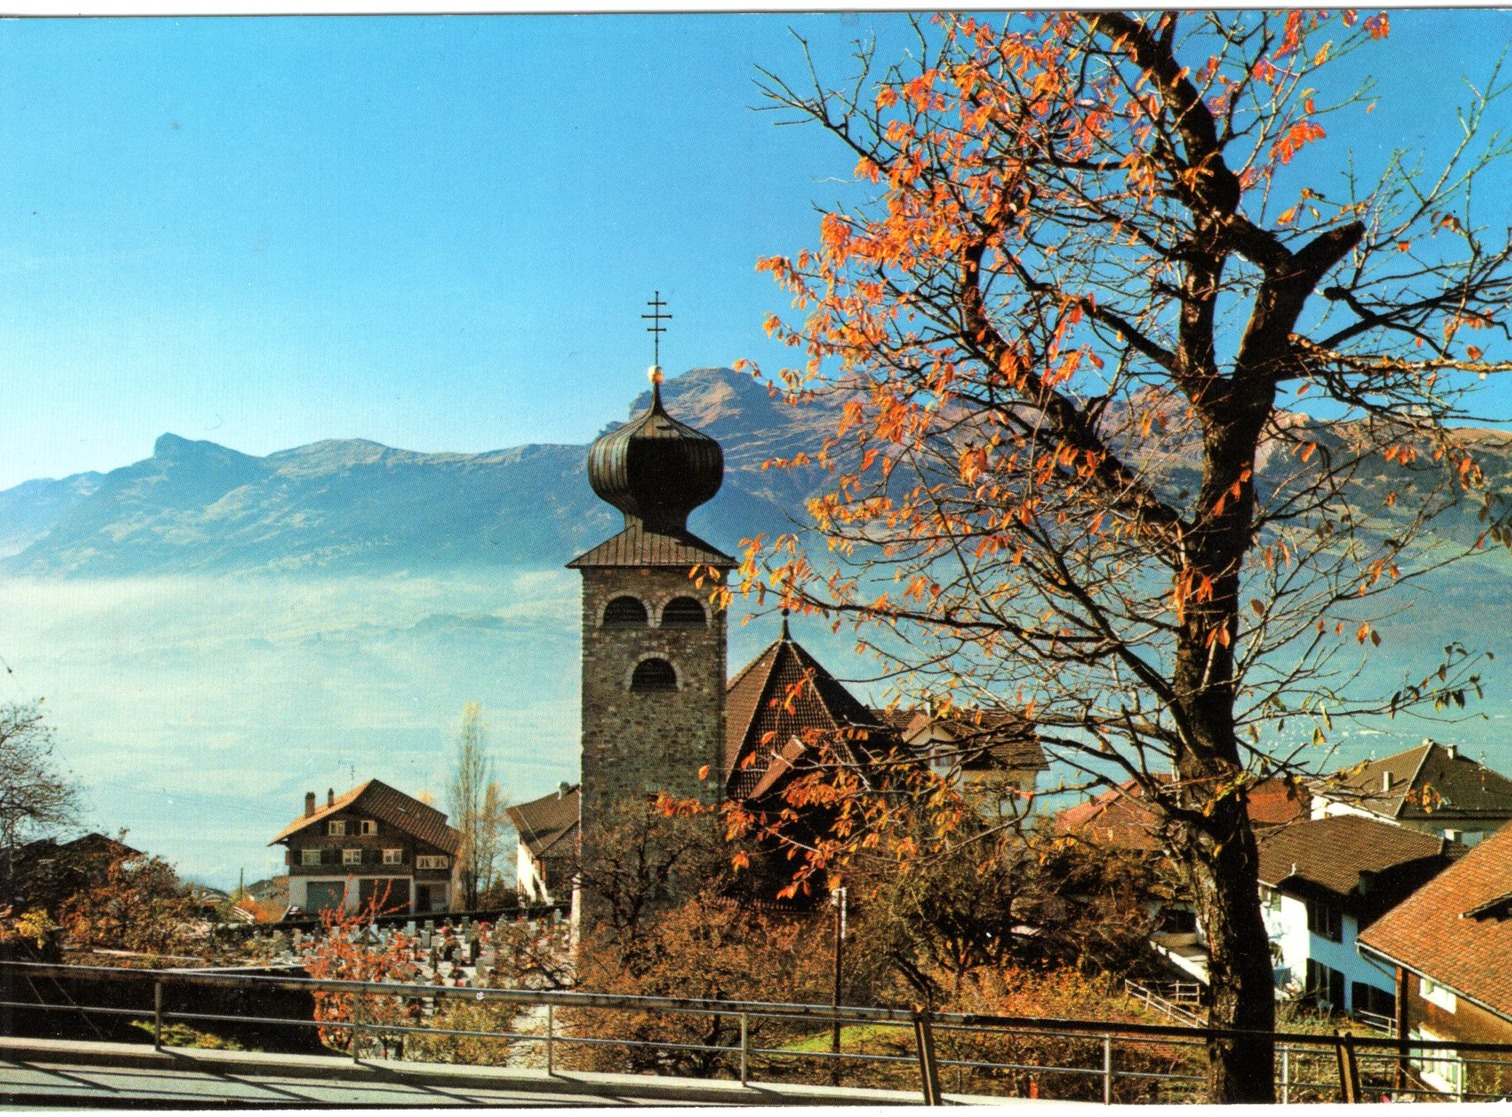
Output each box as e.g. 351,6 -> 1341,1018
648,365 -> 664,387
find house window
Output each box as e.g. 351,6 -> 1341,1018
1413,1029 -> 1466,1096
1305,897 -> 1343,942
1306,959 -> 1346,1010
603,596 -> 648,627
326,820 -> 346,837
416,854 -> 449,870
661,596 -> 706,627
383,848 -> 403,865
300,849 -> 321,867
630,658 -> 677,692
342,848 -> 362,866
360,819 -> 378,835
1420,978 -> 1457,1013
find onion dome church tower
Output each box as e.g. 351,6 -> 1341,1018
567,353 -> 735,902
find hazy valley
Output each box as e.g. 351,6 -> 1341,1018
5,366 -> 1512,886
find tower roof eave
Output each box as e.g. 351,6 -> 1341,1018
567,523 -> 735,569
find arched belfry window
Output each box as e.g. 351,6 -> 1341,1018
603,596 -> 649,627
661,596 -> 707,627
630,658 -> 678,692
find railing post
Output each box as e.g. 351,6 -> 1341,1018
1281,1044 -> 1291,1105
913,1010 -> 942,1105
351,993 -> 363,1064
739,1012 -> 749,1086
546,1003 -> 554,1076
1102,1033 -> 1114,1105
153,981 -> 164,1051
1335,1029 -> 1361,1104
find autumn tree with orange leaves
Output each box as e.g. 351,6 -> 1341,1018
736,10 -> 1512,1102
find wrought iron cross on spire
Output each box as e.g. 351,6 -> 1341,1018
642,291 -> 672,366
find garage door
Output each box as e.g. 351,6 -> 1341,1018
306,881 -> 346,913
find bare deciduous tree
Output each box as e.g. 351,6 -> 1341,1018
737,11 -> 1512,1100
0,702 -> 79,851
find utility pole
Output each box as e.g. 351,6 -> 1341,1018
830,883 -> 847,1087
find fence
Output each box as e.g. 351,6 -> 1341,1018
1,960 -> 1510,1103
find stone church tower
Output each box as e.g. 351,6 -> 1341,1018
567,367 -> 734,908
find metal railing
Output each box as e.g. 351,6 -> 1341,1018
1123,978 -> 1206,1027
3,960 -> 1512,1103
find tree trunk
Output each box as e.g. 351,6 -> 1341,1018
1183,801 -> 1277,1102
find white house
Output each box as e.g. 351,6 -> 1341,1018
1257,814 -> 1462,1021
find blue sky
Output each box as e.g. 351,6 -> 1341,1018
5,10 -> 1512,491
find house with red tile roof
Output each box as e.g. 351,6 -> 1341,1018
1256,814 -> 1461,1023
1054,775 -> 1308,855
270,781 -> 460,915
1359,820 -> 1512,1096
506,783 -> 579,906
1311,739 -> 1512,847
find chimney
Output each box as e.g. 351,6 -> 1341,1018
1382,770 -> 1393,794
558,781 -> 572,799
327,788 -> 335,808
305,792 -> 316,818
1444,743 -> 1458,760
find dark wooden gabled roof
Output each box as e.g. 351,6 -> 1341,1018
1256,814 -> 1459,904
566,522 -> 734,569
1315,740 -> 1512,824
724,621 -> 892,801
507,785 -> 580,861
877,708 -> 1048,773
269,779 -> 460,855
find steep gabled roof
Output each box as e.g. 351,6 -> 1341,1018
507,785 -> 581,861
1256,813 -> 1456,901
269,780 -> 460,855
1359,819 -> 1512,1021
724,621 -> 891,800
1315,740 -> 1512,823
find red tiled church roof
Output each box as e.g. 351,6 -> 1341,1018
723,620 -> 889,800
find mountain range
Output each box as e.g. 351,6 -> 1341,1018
1,368 -> 837,576
5,365 -> 1512,888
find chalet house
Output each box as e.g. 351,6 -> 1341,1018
1256,814 -> 1462,1023
507,783 -> 580,906
877,708 -> 1047,817
1311,740 -> 1512,847
1359,820 -> 1512,1097
270,781 -> 460,915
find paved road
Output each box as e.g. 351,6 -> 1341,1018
0,1037 -> 980,1108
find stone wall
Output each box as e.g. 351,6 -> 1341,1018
578,567 -> 726,915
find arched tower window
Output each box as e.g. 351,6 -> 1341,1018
661,596 -> 707,627
603,596 -> 649,627
630,658 -> 678,692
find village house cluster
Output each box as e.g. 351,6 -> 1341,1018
228,365 -> 1512,1099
